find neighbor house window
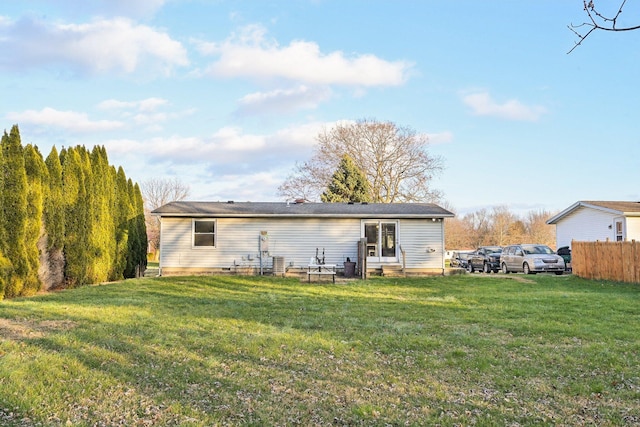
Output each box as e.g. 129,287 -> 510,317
193,219 -> 216,247
615,220 -> 623,242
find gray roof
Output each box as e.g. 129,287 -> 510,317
152,201 -> 454,219
547,200 -> 640,224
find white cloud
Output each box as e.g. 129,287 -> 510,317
426,131 -> 454,145
0,17 -> 188,75
6,107 -> 124,133
236,85 -> 332,116
97,97 -> 169,112
195,25 -> 412,87
96,97 -> 195,131
462,92 -> 546,122
103,122 -> 330,201
104,122 -> 324,170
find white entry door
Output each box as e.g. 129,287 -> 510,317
363,221 -> 398,263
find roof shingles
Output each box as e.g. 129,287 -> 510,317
152,201 -> 454,218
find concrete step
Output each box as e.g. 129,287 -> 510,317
144,268 -> 159,277
382,264 -> 404,277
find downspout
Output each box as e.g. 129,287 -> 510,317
158,216 -> 163,276
440,217 -> 445,276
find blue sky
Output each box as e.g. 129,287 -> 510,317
2,0 -> 639,216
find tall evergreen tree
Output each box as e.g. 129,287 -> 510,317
124,179 -> 139,278
61,146 -> 89,287
113,166 -> 130,280
0,136 -> 6,299
23,144 -> 47,295
132,182 -> 148,276
1,126 -> 29,297
88,146 -> 116,283
42,146 -> 65,289
321,154 -> 371,203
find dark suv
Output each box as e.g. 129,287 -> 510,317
467,246 -> 502,273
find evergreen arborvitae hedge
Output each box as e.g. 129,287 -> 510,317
1,126 -> 29,298
23,144 -> 47,296
0,125 -> 147,299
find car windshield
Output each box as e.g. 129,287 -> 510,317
523,245 -> 554,255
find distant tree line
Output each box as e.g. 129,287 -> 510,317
0,125 -> 147,300
445,205 -> 557,250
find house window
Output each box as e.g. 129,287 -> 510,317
193,219 -> 216,247
615,220 -> 623,242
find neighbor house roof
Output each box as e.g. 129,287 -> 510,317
547,201 -> 640,225
152,201 -> 454,219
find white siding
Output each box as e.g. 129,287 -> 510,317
159,216 -> 447,271
160,217 -> 361,270
625,217 -> 640,242
555,206 -> 617,248
399,219 -> 444,269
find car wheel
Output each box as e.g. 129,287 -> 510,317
483,263 -> 491,274
523,263 -> 535,275
501,263 -> 509,274
555,271 -> 563,275
467,263 -> 474,273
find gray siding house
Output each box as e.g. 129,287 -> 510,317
546,201 -> 640,249
152,201 -> 454,277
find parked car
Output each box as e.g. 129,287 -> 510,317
500,244 -> 565,275
557,246 -> 572,272
467,246 -> 503,273
450,251 -> 472,269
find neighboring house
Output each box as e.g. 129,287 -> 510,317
151,200 -> 454,276
546,201 -> 640,249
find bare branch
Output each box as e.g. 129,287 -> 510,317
569,0 -> 640,53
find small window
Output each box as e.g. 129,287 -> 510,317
615,220 -> 623,242
193,219 -> 216,247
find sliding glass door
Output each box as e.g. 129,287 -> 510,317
363,221 -> 398,262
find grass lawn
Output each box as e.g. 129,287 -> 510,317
1,273 -> 639,426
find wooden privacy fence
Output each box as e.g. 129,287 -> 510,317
572,240 -> 640,283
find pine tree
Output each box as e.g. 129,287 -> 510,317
321,154 -> 371,203
22,144 -> 47,295
0,125 -> 29,297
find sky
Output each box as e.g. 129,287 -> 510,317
2,0 -> 640,217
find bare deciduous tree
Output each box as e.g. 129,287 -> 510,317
569,0 -> 640,53
445,205 -> 558,250
278,119 -> 443,203
525,210 -> 556,246
141,177 -> 190,258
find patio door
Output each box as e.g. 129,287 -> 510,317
363,221 -> 398,262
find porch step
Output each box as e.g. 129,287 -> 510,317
382,264 -> 404,277
144,267 -> 159,277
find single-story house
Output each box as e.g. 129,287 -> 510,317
151,200 -> 454,277
546,201 -> 640,248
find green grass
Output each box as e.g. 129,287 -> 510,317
1,274 -> 639,426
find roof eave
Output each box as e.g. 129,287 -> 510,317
153,212 -> 455,219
